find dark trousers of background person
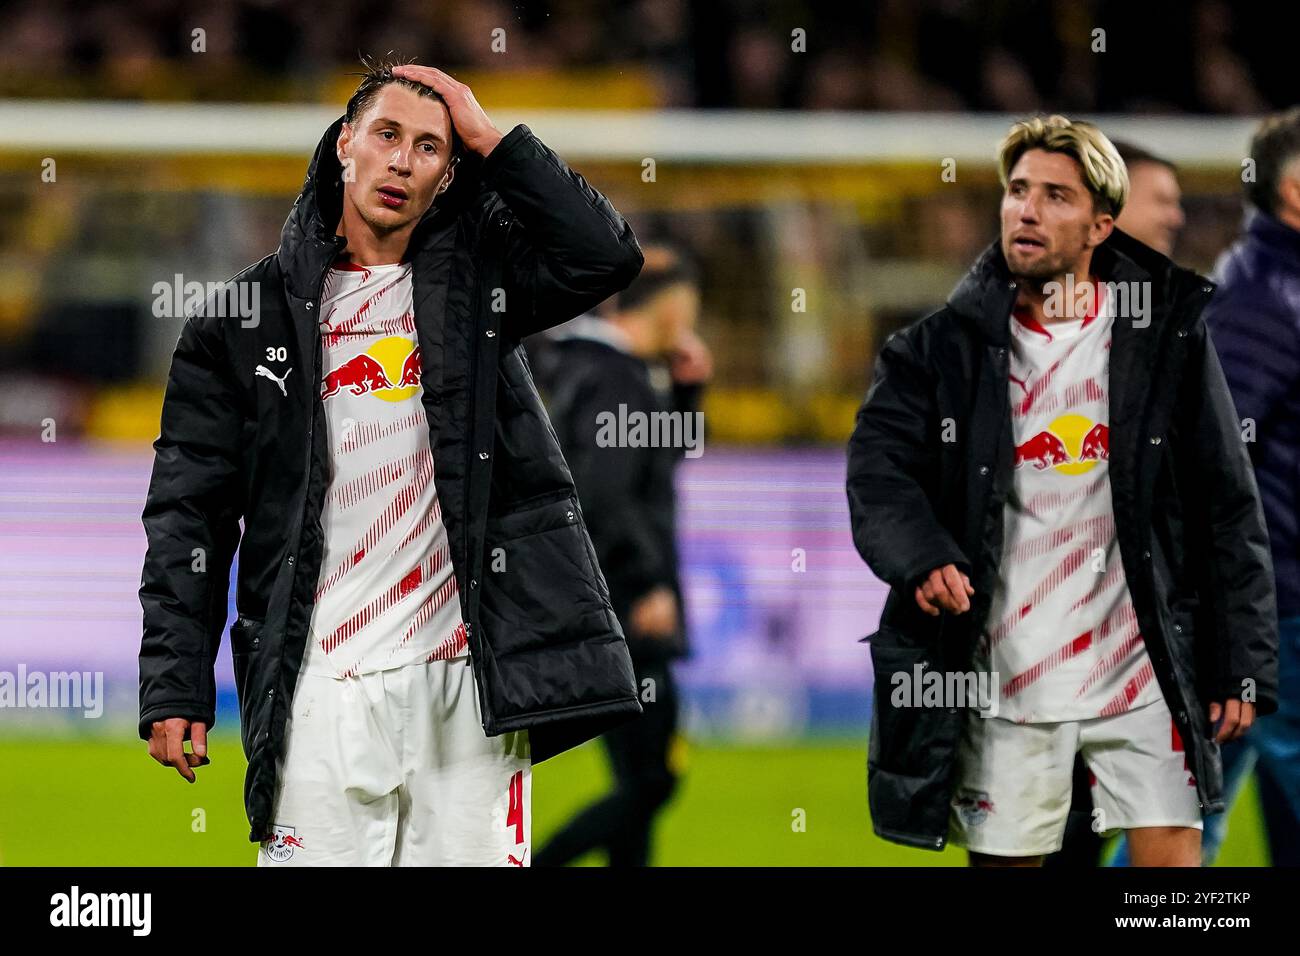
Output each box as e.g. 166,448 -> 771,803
535,658 -> 680,867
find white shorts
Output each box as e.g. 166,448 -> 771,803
948,693 -> 1202,857
256,643 -> 531,867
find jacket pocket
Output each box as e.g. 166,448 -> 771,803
480,496 -> 613,657
866,626 -> 949,779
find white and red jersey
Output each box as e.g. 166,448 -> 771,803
975,285 -> 1160,722
303,260 -> 468,679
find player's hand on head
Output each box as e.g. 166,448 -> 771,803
389,64 -> 503,157
1209,698 -> 1255,743
147,718 -> 210,783
914,564 -> 975,617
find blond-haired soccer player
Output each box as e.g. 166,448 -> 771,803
848,115 -> 1278,866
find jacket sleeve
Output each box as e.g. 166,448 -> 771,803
846,328 -> 971,593
137,312 -> 244,740
1175,318 -> 1280,713
478,124 -> 644,339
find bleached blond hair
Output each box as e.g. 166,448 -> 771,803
997,115 -> 1129,216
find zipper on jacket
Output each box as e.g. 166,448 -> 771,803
461,215 -> 500,731
463,225 -> 482,629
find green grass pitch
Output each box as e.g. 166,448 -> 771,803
0,735 -> 1268,866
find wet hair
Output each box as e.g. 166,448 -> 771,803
344,53 -> 463,162
998,114 -> 1129,217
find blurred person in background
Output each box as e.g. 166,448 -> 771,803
138,57 -> 644,866
1051,140 -> 1191,867
534,245 -> 710,867
1114,142 -> 1186,257
848,115 -> 1277,867
1196,106 -> 1300,866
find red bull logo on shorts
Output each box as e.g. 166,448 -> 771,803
321,335 -> 422,402
954,788 -> 997,827
263,824 -> 304,862
1014,413 -> 1109,475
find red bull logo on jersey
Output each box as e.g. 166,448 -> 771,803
1014,413 -> 1109,475
262,824 -> 304,863
322,335 -> 422,402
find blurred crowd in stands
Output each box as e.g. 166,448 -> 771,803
0,0 -> 1291,113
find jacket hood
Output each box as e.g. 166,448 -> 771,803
946,227 -> 1208,345
277,114 -> 487,298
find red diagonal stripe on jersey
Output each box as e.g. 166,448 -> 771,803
323,273 -> 408,349
329,309 -> 416,341
1075,624 -> 1143,697
321,551 -> 437,654
988,546 -> 1093,648
385,559 -> 460,662
1062,377 -> 1107,407
1097,661 -> 1155,716
1003,630 -> 1094,697
328,449 -> 429,512
394,496 -> 444,554
337,409 -> 427,456
1069,551 -> 1125,612
314,447 -> 433,600
1010,332 -> 1094,419
1095,600 -> 1138,640
1006,513 -> 1114,565
426,621 -> 469,662
390,546 -> 452,653
1012,359 -> 1061,418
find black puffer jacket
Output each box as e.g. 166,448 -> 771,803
847,229 -> 1279,850
138,118 -> 645,842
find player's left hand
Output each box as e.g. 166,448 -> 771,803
1208,698 -> 1255,743
390,64 -> 504,157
